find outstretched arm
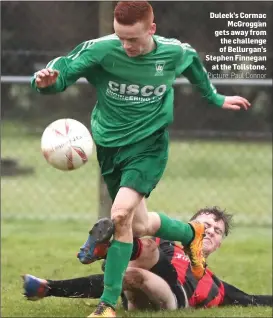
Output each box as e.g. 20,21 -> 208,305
221,281 -> 272,307
30,37 -> 112,94
177,43 -> 251,111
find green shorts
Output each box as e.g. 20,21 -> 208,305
96,129 -> 169,201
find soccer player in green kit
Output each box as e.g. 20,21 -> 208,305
31,2 -> 251,316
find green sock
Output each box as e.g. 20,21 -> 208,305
100,239 -> 133,307
155,212 -> 194,245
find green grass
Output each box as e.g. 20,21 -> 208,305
1,220 -> 272,317
1,125 -> 272,225
1,123 -> 272,317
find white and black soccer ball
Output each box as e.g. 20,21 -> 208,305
41,118 -> 93,171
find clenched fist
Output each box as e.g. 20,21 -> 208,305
35,69 -> 59,88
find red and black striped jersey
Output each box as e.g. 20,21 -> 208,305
154,238 -> 225,308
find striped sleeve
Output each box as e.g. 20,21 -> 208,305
31,34 -> 118,94
155,37 -> 224,107
176,43 -> 225,107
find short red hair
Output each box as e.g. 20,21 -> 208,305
114,1 -> 154,26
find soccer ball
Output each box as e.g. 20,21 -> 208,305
41,118 -> 93,171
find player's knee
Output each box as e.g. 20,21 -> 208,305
140,238 -> 157,255
130,238 -> 158,268
112,206 -> 133,229
123,268 -> 145,290
132,223 -> 148,237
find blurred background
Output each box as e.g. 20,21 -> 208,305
1,1 -> 272,227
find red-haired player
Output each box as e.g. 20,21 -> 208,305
31,2 -> 251,316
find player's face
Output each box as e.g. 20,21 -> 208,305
194,213 -> 225,257
114,19 -> 156,57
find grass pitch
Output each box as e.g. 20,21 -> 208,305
1,123 -> 272,225
1,123 -> 272,317
1,221 -> 272,317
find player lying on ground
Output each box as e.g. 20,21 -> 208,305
23,207 -> 272,311
31,1 -> 251,316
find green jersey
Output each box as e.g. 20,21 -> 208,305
31,34 -> 225,147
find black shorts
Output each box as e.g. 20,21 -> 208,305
149,248 -> 187,308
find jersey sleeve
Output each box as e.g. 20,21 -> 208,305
175,43 -> 225,107
30,39 -> 106,94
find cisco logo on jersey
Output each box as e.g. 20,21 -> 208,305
107,81 -> 167,100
